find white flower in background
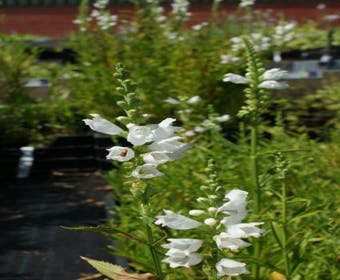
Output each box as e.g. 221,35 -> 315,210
106,146 -> 135,162
187,95 -> 201,104
239,0 -> 255,8
214,232 -> 251,251
97,14 -> 118,30
142,151 -> 172,165
162,239 -> 203,268
216,258 -> 250,276
223,67 -> 288,89
259,80 -> 288,90
322,14 -> 340,21
216,114 -> 230,122
250,33 -> 271,51
192,22 -> 208,31
263,68 -> 288,80
83,114 -> 123,135
273,22 -> 296,45
316,3 -> 326,10
171,0 -> 191,21
93,0 -> 109,9
155,210 -> 202,230
223,73 -> 248,84
165,97 -> 180,104
132,164 -> 163,179
226,222 -> 265,238
220,54 -> 240,64
127,124 -> 153,146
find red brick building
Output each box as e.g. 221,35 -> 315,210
0,0 -> 339,38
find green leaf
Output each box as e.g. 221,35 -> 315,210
270,221 -> 285,248
81,257 -> 124,279
62,225 -> 146,244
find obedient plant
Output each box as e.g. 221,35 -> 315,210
155,160 -> 264,279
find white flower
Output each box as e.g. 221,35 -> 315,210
204,218 -> 217,226
187,95 -> 201,104
83,114 -> 123,135
152,118 -> 181,142
259,80 -> 289,90
155,210 -> 201,230
218,189 -> 248,213
221,211 -> 248,226
216,114 -> 230,122
263,68 -> 288,80
227,222 -> 264,238
239,0 -> 255,8
214,232 -> 251,252
127,124 -> 153,146
162,238 -> 203,268
216,258 -> 250,276
106,146 -> 134,162
149,136 -> 190,153
223,73 -> 248,84
132,164 -> 163,179
164,97 -> 180,104
142,151 -> 172,165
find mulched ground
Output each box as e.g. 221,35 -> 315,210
0,172 -> 119,280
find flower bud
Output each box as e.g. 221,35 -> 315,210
189,210 -> 205,216
204,218 -> 217,226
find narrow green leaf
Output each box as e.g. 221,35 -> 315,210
270,221 -> 285,248
81,257 -> 123,279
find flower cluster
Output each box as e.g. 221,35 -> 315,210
155,189 -> 264,277
223,68 -> 288,90
171,0 -> 191,21
84,114 -> 189,179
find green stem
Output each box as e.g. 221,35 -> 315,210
281,181 -> 290,278
141,203 -> 163,279
250,124 -> 261,280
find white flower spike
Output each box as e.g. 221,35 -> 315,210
106,146 -> 135,162
83,114 -> 123,135
155,210 -> 201,230
216,258 -> 250,276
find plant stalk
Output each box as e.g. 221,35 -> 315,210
250,124 -> 261,280
141,203 -> 163,279
281,181 -> 290,278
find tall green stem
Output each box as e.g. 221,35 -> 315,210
140,203 -> 163,279
281,181 -> 289,278
250,124 -> 261,280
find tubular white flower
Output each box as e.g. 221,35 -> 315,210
263,68 -> 288,80
227,222 -> 264,238
164,97 -> 180,104
149,136 -> 190,153
83,114 -> 123,135
223,73 -> 249,84
220,211 -> 248,226
152,118 -> 181,142
155,210 -> 201,230
216,114 -> 230,122
127,124 -> 153,146
216,258 -> 250,276
162,238 -> 203,268
214,232 -> 251,252
259,80 -> 289,90
187,96 -> 201,104
239,0 -> 255,8
142,151 -> 172,165
132,164 -> 163,179
218,189 -> 248,213
106,146 -> 134,162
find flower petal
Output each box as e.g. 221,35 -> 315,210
259,80 -> 289,89
155,210 -> 201,230
83,114 -> 123,135
106,146 -> 135,162
132,164 -> 163,179
223,73 -> 248,84
216,258 -> 250,276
